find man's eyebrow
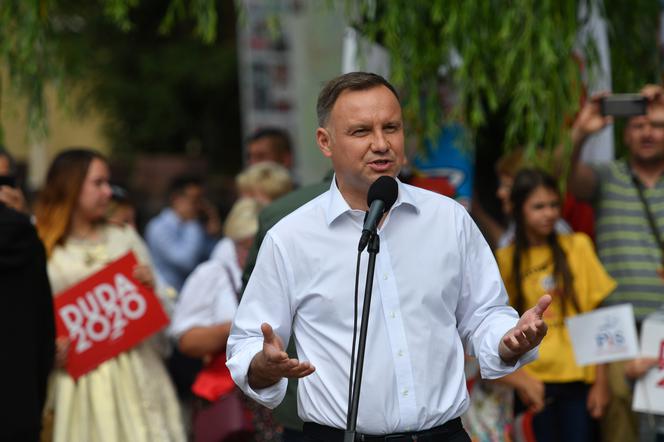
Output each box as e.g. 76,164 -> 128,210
345,123 -> 369,132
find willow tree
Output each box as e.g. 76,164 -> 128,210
1,0 -> 659,159
0,0 -> 218,141
347,0 -> 660,159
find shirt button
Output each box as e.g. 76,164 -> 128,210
383,274 -> 389,280
398,350 -> 404,357
390,312 -> 396,318
402,389 -> 409,397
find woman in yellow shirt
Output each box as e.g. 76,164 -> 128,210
495,169 -> 616,442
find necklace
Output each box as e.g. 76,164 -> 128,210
68,227 -> 109,267
81,244 -> 108,266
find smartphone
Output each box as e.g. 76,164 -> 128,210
0,175 -> 16,187
600,94 -> 647,117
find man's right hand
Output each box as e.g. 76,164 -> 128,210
568,93 -> 612,201
571,93 -> 614,147
247,322 -> 315,389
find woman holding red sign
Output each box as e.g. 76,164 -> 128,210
35,149 -> 185,442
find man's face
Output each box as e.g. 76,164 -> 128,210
624,106 -> 664,165
316,85 -> 405,209
172,184 -> 204,221
247,137 -> 291,168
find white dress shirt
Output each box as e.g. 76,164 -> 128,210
169,239 -> 242,339
226,178 -> 536,434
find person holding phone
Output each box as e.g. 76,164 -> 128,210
569,85 -> 664,442
570,86 -> 664,296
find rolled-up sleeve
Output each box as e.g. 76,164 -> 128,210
169,261 -> 235,339
454,206 -> 539,379
226,232 -> 294,408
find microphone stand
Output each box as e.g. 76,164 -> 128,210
345,232 -> 380,442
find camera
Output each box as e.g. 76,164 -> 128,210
600,94 -> 647,117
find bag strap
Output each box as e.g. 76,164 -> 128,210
221,263 -> 242,303
629,169 -> 664,265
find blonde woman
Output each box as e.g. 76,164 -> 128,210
236,161 -> 293,205
211,162 -> 293,265
36,149 -> 184,442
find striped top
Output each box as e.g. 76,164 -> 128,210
593,159 -> 664,321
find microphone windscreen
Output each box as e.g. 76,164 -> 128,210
367,176 -> 398,211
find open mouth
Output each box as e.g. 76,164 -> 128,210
369,159 -> 392,170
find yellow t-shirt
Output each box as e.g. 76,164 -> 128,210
496,233 -> 616,384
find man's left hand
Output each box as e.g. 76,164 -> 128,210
499,294 -> 552,364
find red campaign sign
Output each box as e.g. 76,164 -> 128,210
54,252 -> 169,379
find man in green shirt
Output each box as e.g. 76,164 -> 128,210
569,86 -> 664,321
569,85 -> 664,442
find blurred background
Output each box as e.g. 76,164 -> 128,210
1,0 -> 663,230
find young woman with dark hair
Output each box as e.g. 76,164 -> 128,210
495,168 -> 615,442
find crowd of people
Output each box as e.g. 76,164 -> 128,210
1,72 -> 664,442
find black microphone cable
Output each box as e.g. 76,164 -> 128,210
347,249 -> 362,417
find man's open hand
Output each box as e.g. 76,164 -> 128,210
247,323 -> 315,389
499,295 -> 551,364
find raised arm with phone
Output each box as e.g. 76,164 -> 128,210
568,85 -> 664,442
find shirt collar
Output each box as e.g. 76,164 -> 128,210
324,175 -> 420,226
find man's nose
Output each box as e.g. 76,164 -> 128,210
371,130 -> 389,151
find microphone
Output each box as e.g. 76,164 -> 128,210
358,176 -> 398,251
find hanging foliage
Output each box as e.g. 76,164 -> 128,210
603,0 -> 660,157
0,0 -> 219,142
346,0 -> 591,156
1,0 -> 659,160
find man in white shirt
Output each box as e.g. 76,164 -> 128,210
227,72 -> 551,442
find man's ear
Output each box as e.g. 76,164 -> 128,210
316,127 -> 333,158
